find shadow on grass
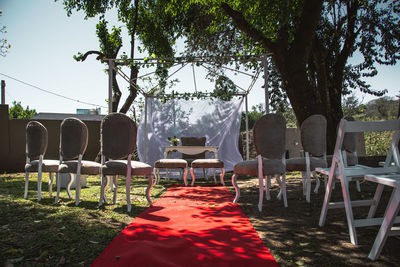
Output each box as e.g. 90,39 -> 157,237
226,173 -> 400,266
0,173 -> 170,266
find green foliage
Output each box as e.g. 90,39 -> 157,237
365,96 -> 398,120
364,131 -> 393,156
9,101 -> 37,119
342,95 -> 399,156
0,10 -> 11,57
240,103 -> 264,131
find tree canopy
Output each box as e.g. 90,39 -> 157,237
60,0 -> 181,113
0,10 -> 11,57
162,0 -> 400,152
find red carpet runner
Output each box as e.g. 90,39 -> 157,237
92,185 -> 278,267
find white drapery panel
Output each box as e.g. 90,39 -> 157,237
137,97 -> 244,172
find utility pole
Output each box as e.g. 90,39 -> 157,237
1,80 -> 5,104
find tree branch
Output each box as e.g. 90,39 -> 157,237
334,1 -> 360,83
220,2 -> 277,53
290,0 -> 324,60
77,50 -> 105,61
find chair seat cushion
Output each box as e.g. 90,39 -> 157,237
102,160 -> 152,176
191,159 -> 224,168
155,159 -> 188,169
286,157 -> 327,172
234,159 -> 285,176
25,159 -> 59,173
58,160 -> 101,175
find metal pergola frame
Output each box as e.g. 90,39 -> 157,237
105,54 -> 270,161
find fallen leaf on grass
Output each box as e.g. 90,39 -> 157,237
295,260 -> 305,266
7,256 -> 24,264
5,249 -> 22,255
40,250 -> 48,259
58,256 -> 66,265
89,240 -> 99,244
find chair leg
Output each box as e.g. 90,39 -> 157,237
213,168 -> 217,184
276,175 -> 282,200
183,168 -> 189,186
24,172 -> 29,199
314,171 -> 320,193
37,155 -> 43,201
301,172 -> 306,195
258,173 -> 264,212
126,175 -> 131,213
55,173 -> 61,203
48,172 -> 53,197
66,174 -> 73,199
258,178 -> 264,212
113,175 -> 118,204
368,187 -> 400,260
340,178 -> 358,245
232,174 -> 240,204
75,156 -> 82,206
319,163 -> 337,227
99,173 -> 107,207
282,173 -> 288,207
220,168 -> 225,185
356,180 -> 361,192
145,175 -> 154,206
153,168 -> 158,185
306,170 -> 311,203
265,175 -> 271,200
367,184 -> 384,219
190,168 -> 195,186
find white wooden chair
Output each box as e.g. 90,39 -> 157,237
364,174 -> 400,260
315,119 -> 400,245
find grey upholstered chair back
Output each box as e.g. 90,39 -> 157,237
101,113 -> 137,160
60,118 -> 88,160
181,137 -> 206,160
342,116 -> 357,153
253,114 -> 286,159
300,114 -> 327,157
26,121 -> 48,160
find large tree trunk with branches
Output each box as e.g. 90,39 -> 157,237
220,0 -> 379,153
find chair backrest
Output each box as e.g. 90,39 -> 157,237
60,117 -> 88,161
101,113 -> 137,160
332,118 -> 400,175
181,137 -> 207,160
253,113 -> 286,159
342,116 -> 358,166
300,114 -> 327,157
342,116 -> 357,153
26,121 -> 48,160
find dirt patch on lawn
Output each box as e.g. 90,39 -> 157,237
226,173 -> 400,266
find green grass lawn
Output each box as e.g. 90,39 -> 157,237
0,173 -> 175,266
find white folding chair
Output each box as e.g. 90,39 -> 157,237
364,174 -> 400,260
316,119 -> 400,245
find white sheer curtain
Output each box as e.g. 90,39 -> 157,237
137,97 -> 244,172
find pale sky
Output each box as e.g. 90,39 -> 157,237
0,0 -> 398,115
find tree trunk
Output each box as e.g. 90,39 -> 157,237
119,66 -> 139,113
111,68 -> 122,113
277,58 -> 342,154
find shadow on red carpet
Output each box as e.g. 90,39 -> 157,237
92,185 -> 278,267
